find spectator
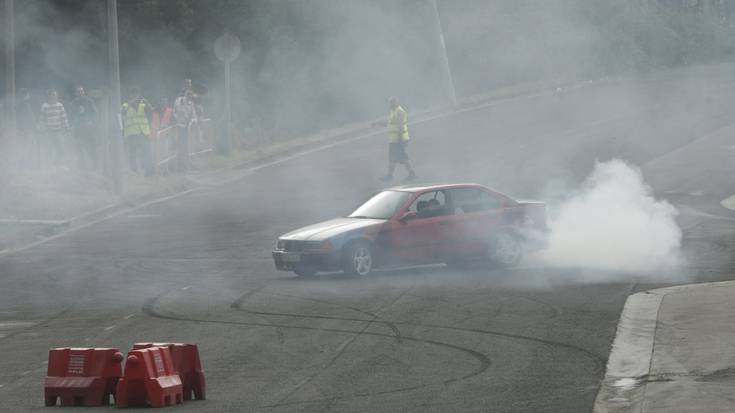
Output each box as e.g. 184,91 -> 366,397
151,97 -> 172,137
173,88 -> 198,172
38,89 -> 70,167
121,87 -> 154,176
69,86 -> 98,170
150,97 -> 173,165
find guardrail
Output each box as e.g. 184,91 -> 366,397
153,118 -> 213,173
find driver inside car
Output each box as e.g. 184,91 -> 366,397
418,198 -> 443,218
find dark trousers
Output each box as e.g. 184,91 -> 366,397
125,134 -> 153,176
176,126 -> 191,172
74,126 -> 98,171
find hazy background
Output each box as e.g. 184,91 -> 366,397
3,0 -> 735,140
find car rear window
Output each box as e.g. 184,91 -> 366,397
450,188 -> 502,213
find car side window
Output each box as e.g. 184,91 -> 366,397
449,188 -> 502,214
410,191 -> 450,219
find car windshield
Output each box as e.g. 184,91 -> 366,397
348,190 -> 411,220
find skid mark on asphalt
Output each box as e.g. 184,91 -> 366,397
143,287 -> 604,407
0,307 -> 71,343
261,291 -> 404,344
142,291 -> 491,392
268,287 -> 414,409
230,287 -> 285,345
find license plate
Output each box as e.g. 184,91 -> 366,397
282,253 -> 301,263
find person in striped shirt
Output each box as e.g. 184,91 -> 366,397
38,89 -> 70,166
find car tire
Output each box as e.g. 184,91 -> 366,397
488,231 -> 523,267
294,266 -> 316,277
343,241 -> 373,276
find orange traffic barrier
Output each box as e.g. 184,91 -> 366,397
116,346 -> 183,408
44,347 -> 124,406
133,342 -> 205,400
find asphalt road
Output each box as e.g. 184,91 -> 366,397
3,64 -> 735,412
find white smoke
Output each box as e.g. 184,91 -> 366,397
536,159 -> 683,274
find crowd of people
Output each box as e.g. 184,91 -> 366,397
1,78 -> 205,177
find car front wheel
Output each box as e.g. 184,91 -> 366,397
343,241 -> 373,276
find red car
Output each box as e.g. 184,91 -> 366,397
272,183 -> 547,277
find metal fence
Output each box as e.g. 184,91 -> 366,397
153,118 -> 214,173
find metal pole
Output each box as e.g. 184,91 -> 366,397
107,0 -> 123,192
5,0 -> 16,134
429,0 -> 457,106
225,60 -> 232,154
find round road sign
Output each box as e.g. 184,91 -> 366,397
214,33 -> 241,63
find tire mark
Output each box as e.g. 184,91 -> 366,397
143,292 -> 490,386
0,307 -> 72,343
254,291 -> 404,344
403,292 -> 489,323
144,287 -> 602,379
230,287 -> 285,345
267,287 -> 413,410
232,306 -> 604,374
266,308 -> 382,411
153,286 -> 602,371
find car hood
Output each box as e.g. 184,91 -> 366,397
280,217 -> 386,241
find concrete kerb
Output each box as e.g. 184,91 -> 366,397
592,281 -> 735,413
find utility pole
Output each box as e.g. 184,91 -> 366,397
5,0 -> 16,134
429,0 -> 457,106
107,0 -> 123,192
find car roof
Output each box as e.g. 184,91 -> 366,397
386,183 -> 491,193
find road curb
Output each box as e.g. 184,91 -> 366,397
593,281 -> 735,413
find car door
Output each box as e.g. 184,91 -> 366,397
445,188 -> 507,257
390,190 -> 451,264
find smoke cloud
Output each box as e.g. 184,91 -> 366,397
535,159 -> 684,274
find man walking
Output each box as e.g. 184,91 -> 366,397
121,87 -> 154,176
69,86 -> 98,170
378,96 -> 416,182
38,89 -> 70,167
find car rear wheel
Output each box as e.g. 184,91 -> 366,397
343,241 -> 373,276
488,232 -> 522,267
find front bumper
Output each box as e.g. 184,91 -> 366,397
272,250 -> 341,272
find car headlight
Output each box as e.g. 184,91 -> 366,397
276,239 -> 286,250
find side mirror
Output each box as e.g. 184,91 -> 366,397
399,211 -> 417,224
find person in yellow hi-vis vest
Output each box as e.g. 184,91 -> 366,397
376,96 -> 416,182
121,87 -> 154,176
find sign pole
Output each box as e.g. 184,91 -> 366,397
107,0 -> 123,192
429,0 -> 457,106
225,59 -> 232,153
5,0 -> 16,135
214,31 -> 241,156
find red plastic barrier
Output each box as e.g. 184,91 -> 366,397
44,347 -> 123,406
116,346 -> 183,408
133,342 -> 205,400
